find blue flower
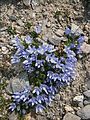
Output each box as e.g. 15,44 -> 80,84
49,86 -> 57,95
35,25 -> 42,34
42,95 -> 49,104
46,54 -> 58,64
11,55 -> 20,64
13,36 -> 24,50
64,46 -> 76,57
25,35 -> 33,44
36,95 -> 44,103
28,97 -> 38,106
70,43 -> 76,49
61,73 -> 70,83
65,27 -> 71,35
52,73 -> 60,82
9,103 -> 16,112
77,35 -> 84,44
36,104 -> 45,113
47,71 -> 53,79
19,50 -> 29,59
32,87 -> 41,95
35,60 -> 44,68
40,84 -> 49,94
26,45 -> 36,54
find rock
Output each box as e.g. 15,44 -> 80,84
49,35 -> 66,45
73,95 -> 84,103
86,80 -> 90,90
54,94 -> 60,101
6,72 -> 29,94
9,16 -> 17,21
54,29 -> 64,37
64,105 -> 74,112
24,113 -> 35,120
77,105 -> 90,119
1,46 -> 7,51
83,90 -> 90,98
71,23 -> 83,35
78,102 -> 84,108
84,100 -> 90,105
63,113 -> 81,120
46,21 -> 51,28
84,36 -> 88,42
17,20 -> 24,27
23,0 -> 31,6
1,46 -> 9,54
81,43 -> 90,54
9,111 -> 18,120
0,27 -> 7,32
15,26 -> 24,34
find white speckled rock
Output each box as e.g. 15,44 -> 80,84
73,95 -> 84,103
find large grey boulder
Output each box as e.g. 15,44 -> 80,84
77,105 -> 90,120
63,113 -> 81,120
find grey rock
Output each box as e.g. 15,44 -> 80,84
84,36 -> 88,42
49,35 -> 66,45
64,105 -> 74,112
54,94 -> 60,101
23,0 -> 31,6
86,80 -> 90,90
9,16 -> 17,21
77,105 -> 90,119
6,72 -> 29,94
78,102 -> 84,108
81,43 -> 90,54
83,90 -> 90,98
46,22 -> 51,28
84,100 -> 90,105
23,0 -> 45,8
17,20 -> 24,27
0,27 -> 7,32
63,113 -> 81,120
54,29 -> 64,37
9,112 -> 18,120
71,23 -> 83,35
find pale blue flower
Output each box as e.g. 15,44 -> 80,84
26,45 -> 36,54
11,55 -> 20,64
35,60 -> 44,68
77,35 -> 84,44
40,84 -> 49,94
28,97 -> 38,106
32,87 -> 41,95
25,35 -> 33,44
13,36 -> 24,49
35,25 -> 42,34
9,103 -> 16,112
36,104 -> 45,113
65,27 -> 71,35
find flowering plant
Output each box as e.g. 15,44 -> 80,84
9,25 -> 84,114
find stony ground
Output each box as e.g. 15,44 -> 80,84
0,0 -> 90,120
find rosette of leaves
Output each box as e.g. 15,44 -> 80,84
9,25 -> 84,115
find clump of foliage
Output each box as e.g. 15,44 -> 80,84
7,26 -> 16,35
9,25 -> 84,115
